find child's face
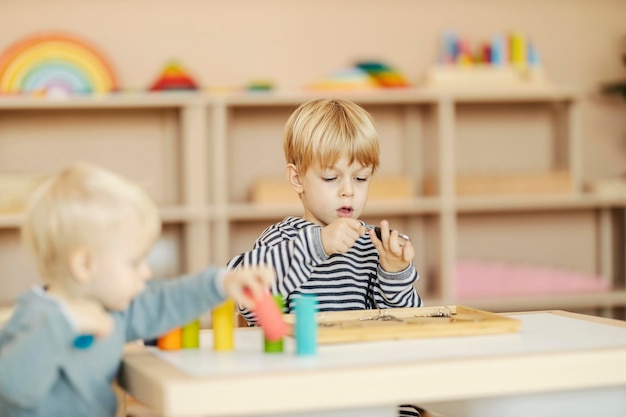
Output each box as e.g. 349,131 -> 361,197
299,154 -> 372,226
86,215 -> 153,311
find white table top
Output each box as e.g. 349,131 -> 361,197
120,311 -> 626,417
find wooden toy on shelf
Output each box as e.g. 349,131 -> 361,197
309,60 -> 409,91
0,31 -> 118,96
309,67 -> 379,91
246,79 -> 274,91
355,61 -> 410,88
421,30 -> 546,88
422,170 -> 572,196
149,60 -> 198,91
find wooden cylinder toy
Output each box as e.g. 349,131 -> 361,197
510,32 -> 526,67
212,299 -> 235,351
295,294 -> 318,356
182,319 -> 200,348
253,291 -> 289,342
264,294 -> 285,353
157,327 -> 182,350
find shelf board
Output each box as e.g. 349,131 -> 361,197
0,206 -> 205,229
0,86 -> 579,110
0,91 -> 204,110
422,85 -> 580,103
455,193 -> 626,213
216,86 -> 579,106
3,195 -> 621,228
215,88 -> 441,107
0,213 -> 22,228
455,290 -> 626,312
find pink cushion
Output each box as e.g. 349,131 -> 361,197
455,260 -> 610,299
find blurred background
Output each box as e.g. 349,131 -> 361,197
0,0 -> 625,318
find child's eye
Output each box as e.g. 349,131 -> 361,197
323,177 -> 337,182
355,177 -> 369,182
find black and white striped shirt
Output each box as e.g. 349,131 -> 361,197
227,216 -> 422,325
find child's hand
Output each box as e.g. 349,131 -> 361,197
223,266 -> 275,311
368,220 -> 414,272
65,299 -> 115,339
321,218 -> 365,255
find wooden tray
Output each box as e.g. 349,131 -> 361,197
283,305 -> 521,344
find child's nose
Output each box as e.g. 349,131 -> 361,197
340,179 -> 354,197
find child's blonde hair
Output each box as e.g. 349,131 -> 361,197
22,163 -> 161,281
283,98 -> 380,174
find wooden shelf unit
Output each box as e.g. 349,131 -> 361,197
0,87 -> 624,315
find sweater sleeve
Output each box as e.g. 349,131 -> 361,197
121,267 -> 228,342
227,221 -> 328,325
0,302 -> 76,408
375,263 -> 423,308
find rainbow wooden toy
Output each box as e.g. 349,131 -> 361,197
149,60 -> 198,91
0,32 -> 118,96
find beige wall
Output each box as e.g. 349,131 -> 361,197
1,0 -> 625,181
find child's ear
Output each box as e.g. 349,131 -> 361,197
286,164 -> 304,194
68,246 -> 95,284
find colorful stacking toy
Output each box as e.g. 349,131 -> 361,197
310,61 -> 409,91
355,61 -> 410,87
149,60 -> 198,91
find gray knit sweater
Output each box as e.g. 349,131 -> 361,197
0,267 -> 227,417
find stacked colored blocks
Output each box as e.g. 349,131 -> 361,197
149,61 -> 198,91
0,32 -> 118,96
356,62 -> 410,87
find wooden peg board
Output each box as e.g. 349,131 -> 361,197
283,305 -> 521,344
